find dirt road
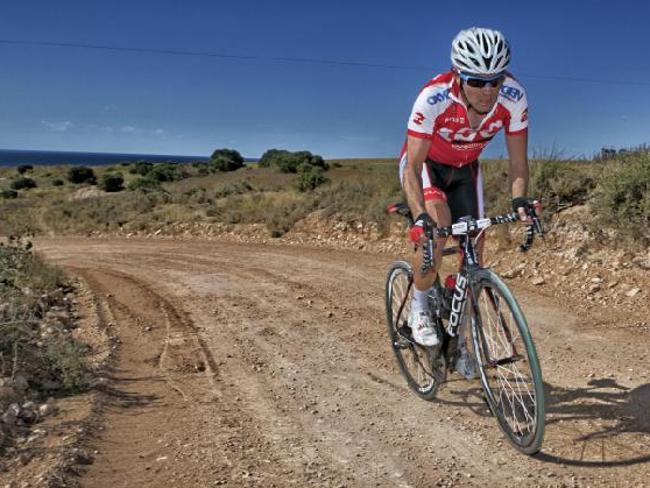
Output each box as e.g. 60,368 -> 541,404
36,237 -> 649,488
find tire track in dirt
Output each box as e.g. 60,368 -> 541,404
64,267 -> 329,487
36,238 -> 650,488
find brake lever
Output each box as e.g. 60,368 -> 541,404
531,200 -> 544,239
519,200 -> 543,252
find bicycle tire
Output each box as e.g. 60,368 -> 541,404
468,269 -> 545,454
385,261 -> 444,401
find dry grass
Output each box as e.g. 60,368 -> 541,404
0,239 -> 90,393
0,155 -> 643,239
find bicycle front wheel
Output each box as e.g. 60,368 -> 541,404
385,261 -> 444,400
469,269 -> 545,454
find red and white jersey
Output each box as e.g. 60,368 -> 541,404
400,70 -> 528,167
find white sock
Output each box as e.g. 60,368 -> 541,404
411,286 -> 432,314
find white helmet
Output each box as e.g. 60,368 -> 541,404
450,27 -> 511,77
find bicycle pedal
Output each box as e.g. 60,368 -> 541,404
394,325 -> 412,349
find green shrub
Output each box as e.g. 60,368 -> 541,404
593,153 -> 650,241
52,178 -> 65,186
259,149 -> 289,168
128,176 -> 163,191
214,181 -> 255,198
174,187 -> 210,205
131,161 -> 154,176
259,149 -> 328,173
148,163 -> 188,182
17,164 -> 34,174
211,148 -> 244,172
0,240 -> 89,393
212,157 -> 242,172
44,338 -> 90,392
294,166 -> 328,192
99,172 -> 125,192
196,165 -> 210,176
1,189 -> 19,199
10,176 -> 37,190
67,166 -> 97,184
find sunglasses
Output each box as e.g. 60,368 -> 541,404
459,72 -> 505,88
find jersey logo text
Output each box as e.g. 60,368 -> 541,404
427,89 -> 451,106
501,85 -> 524,102
412,112 -> 426,125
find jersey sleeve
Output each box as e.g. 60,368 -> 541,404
406,83 -> 450,139
500,79 -> 528,135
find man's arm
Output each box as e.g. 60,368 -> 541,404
505,131 -> 529,220
403,135 -> 432,218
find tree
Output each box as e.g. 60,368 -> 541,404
259,149 -> 290,168
210,148 -> 244,172
258,149 -> 328,173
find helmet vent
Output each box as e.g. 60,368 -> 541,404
450,27 -> 511,77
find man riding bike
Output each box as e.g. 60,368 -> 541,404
399,27 -> 532,375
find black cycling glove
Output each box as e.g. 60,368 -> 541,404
512,197 -> 530,215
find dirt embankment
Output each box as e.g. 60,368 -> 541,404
1,206 -> 649,488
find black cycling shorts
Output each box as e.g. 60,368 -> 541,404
423,159 -> 484,222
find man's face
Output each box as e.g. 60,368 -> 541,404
459,74 -> 504,114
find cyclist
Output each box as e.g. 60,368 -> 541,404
399,27 -> 532,373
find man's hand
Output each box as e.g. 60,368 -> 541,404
409,212 -> 435,244
512,197 -> 531,222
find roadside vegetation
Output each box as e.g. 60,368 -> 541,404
0,146 -> 648,245
0,238 -> 90,398
0,145 -> 647,420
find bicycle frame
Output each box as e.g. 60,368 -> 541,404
386,201 -> 543,346
449,227 -> 518,361
385,202 -> 546,452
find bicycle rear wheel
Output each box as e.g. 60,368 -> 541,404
385,261 -> 444,400
469,269 -> 545,454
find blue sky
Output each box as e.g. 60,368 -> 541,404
1,1 -> 649,159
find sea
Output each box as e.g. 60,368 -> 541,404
0,149 -> 225,167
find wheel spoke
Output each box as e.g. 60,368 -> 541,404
385,263 -> 443,400
472,274 -> 544,453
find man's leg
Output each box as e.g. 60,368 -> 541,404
443,162 -> 482,379
412,198 -> 452,290
409,197 -> 451,346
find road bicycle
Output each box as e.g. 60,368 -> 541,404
384,201 -> 545,454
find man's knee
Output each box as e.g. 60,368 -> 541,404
425,200 -> 451,227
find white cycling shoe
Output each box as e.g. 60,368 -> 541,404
408,310 -> 440,347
